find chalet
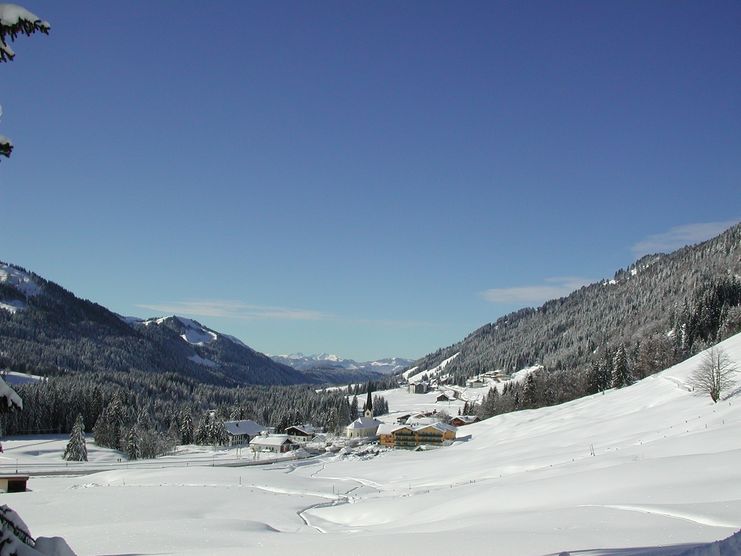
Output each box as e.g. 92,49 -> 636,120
249,435 -> 297,454
223,419 -> 267,447
378,422 -> 456,449
346,389 -> 383,438
449,415 -> 480,427
285,424 -> 317,443
466,378 -> 486,388
0,475 -> 28,493
378,424 -> 413,448
436,392 -> 453,402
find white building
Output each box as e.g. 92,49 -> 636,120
249,435 -> 297,454
346,389 -> 383,438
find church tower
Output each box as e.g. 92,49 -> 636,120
363,383 -> 373,418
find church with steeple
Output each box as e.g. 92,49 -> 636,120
345,383 -> 383,438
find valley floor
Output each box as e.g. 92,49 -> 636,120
4,335 -> 741,556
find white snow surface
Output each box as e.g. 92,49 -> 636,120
1,371 -> 42,385
141,316 -> 218,345
176,317 -> 218,345
0,300 -> 26,314
0,263 -> 42,297
5,335 -> 741,555
0,375 -> 22,410
406,351 -> 460,383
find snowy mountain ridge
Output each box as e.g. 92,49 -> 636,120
0,260 -> 307,386
272,352 -> 413,375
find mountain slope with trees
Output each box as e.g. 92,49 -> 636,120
411,224 -> 741,391
0,262 -> 307,386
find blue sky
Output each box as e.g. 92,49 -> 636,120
1,1 -> 739,361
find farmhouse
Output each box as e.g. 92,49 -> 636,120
223,419 -> 267,447
249,435 -> 297,454
285,424 -> 317,443
378,422 -> 457,449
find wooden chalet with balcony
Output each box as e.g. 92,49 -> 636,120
378,422 -> 457,449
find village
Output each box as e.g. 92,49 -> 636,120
212,366 -> 512,461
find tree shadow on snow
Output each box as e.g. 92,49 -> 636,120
546,543 -> 704,556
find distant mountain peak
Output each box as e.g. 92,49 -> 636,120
272,352 -> 414,378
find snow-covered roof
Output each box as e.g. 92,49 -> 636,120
286,424 -> 317,435
250,435 -> 293,447
406,416 -> 438,427
0,376 -> 22,411
416,422 -> 457,434
377,423 -> 409,435
346,416 -> 383,430
451,415 -> 479,424
223,420 -> 266,437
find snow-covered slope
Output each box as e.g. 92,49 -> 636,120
142,316 -> 219,346
0,262 -> 42,313
0,263 -> 42,298
7,335 -> 741,555
405,351 -> 459,383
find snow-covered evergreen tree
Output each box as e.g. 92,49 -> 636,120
93,393 -> 125,449
350,395 -> 358,421
612,344 -> 632,388
125,426 -> 141,461
0,3 -> 50,159
523,371 -> 538,407
179,408 -> 194,444
62,413 -> 87,462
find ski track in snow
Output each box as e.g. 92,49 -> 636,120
580,504 -> 739,529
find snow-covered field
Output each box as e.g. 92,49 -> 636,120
4,335 -> 741,555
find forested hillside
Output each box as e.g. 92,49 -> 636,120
0,369 -> 357,458
412,224 -> 741,385
0,263 -> 306,386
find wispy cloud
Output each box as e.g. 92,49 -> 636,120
631,220 -> 738,256
481,276 -> 593,305
136,300 -> 331,321
136,299 -> 438,328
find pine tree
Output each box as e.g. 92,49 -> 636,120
586,361 -> 600,394
523,372 -> 538,407
93,393 -> 125,449
612,344 -> 632,388
210,417 -> 228,445
125,426 -> 141,460
350,395 -> 358,421
62,413 -> 88,461
179,408 -> 194,445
